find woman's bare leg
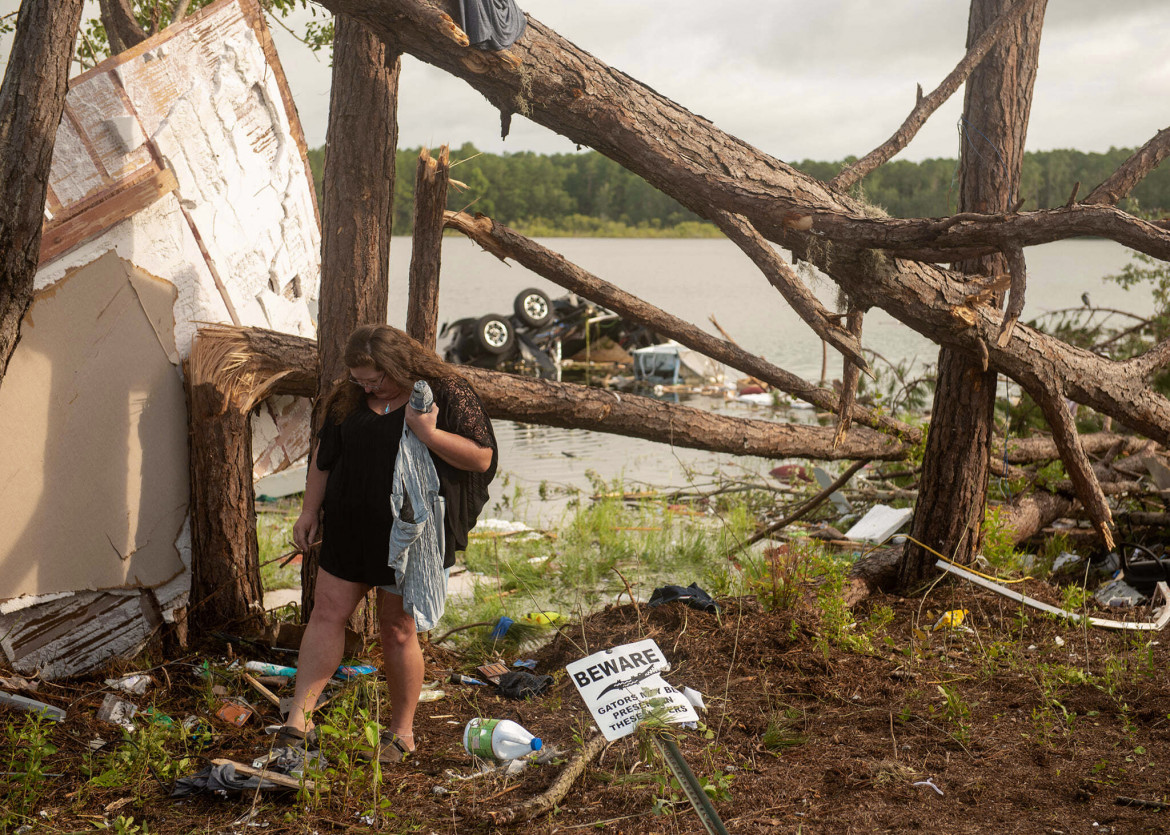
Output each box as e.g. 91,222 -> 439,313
376,588 -> 422,750
284,569 -> 370,733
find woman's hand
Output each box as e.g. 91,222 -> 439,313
292,510 -> 320,555
405,401 -> 439,439
407,402 -> 492,472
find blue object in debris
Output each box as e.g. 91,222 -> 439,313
512,659 -> 538,669
489,616 -> 514,639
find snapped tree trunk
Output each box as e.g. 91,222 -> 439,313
303,15 -> 400,628
0,0 -> 85,386
185,364 -> 266,632
899,0 -> 1046,587
406,145 -> 449,349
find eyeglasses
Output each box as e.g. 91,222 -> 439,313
349,372 -> 385,390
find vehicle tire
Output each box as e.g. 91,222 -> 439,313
475,314 -> 515,355
513,288 -> 553,329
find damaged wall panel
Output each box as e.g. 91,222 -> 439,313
0,252 -> 188,601
1,0 -> 323,676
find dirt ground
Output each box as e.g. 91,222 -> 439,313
5,579 -> 1170,834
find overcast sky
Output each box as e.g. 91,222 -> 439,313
1,0 -> 1166,162
264,0 -> 1170,161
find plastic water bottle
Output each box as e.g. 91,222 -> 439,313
463,718 -> 542,761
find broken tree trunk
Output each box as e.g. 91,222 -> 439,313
304,16 -> 400,624
192,324 -> 909,462
0,0 -> 85,385
900,0 -> 1047,587
406,145 -> 450,349
460,368 -> 906,460
184,357 -> 266,633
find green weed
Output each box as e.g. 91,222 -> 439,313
0,713 -> 58,832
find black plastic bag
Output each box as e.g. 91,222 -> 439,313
647,582 -> 721,614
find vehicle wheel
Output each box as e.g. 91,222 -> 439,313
513,288 -> 553,329
475,314 -> 515,355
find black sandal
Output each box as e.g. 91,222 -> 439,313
273,725 -> 318,751
358,731 -> 414,764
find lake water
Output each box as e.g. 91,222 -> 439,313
379,237 -> 1150,526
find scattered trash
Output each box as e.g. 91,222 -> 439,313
477,662 -> 510,684
1094,578 -> 1147,609
244,661 -> 297,678
843,504 -> 912,543
1051,551 -> 1085,575
463,718 -> 542,762
104,673 -> 153,695
567,638 -> 699,741
519,611 -> 562,626
1055,635 -> 1066,647
96,693 -> 138,729
932,609 -> 968,632
489,617 -> 514,639
336,664 -> 378,680
0,690 -> 67,723
215,699 -> 254,727
182,715 -> 214,747
496,671 -> 554,700
682,687 -> 707,712
813,466 -> 854,514
937,560 -> 1170,631
432,785 -> 452,796
647,583 -> 721,614
418,688 -> 447,703
171,759 -> 317,797
450,673 -> 489,686
512,658 -> 538,669
913,778 -> 945,796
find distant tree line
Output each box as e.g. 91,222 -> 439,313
306,143 -> 1170,236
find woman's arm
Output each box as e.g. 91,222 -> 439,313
406,403 -> 493,472
292,442 -> 329,553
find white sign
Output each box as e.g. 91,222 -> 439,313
566,638 -> 699,741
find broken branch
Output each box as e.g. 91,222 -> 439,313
712,209 -> 870,374
832,0 -> 1044,191
1084,125 -> 1170,206
995,246 -> 1026,348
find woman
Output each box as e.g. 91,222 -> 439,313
286,324 -> 496,761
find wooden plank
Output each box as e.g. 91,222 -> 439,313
211,758 -> 321,792
38,168 -> 178,265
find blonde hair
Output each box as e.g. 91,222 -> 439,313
325,324 -> 462,422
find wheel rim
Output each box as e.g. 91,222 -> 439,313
482,320 -> 510,348
522,294 -> 549,321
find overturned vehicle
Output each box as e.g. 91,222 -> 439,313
440,288 -> 661,374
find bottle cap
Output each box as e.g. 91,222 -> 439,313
531,737 -> 543,751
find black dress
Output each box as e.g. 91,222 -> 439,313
315,376 -> 497,586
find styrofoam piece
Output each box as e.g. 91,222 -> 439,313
843,504 -> 912,542
813,467 -> 853,514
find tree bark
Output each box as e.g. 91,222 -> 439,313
899,0 -> 1046,587
97,0 -> 146,55
184,364 -> 266,633
406,145 -> 449,349
460,368 -> 906,460
303,16 -> 400,627
0,0 -> 85,386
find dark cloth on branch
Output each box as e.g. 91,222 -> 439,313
459,0 -> 527,50
647,582 -> 721,614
